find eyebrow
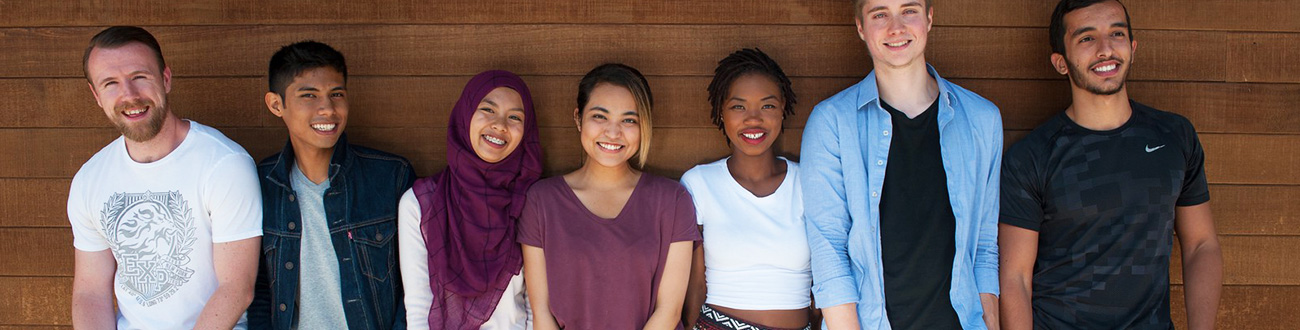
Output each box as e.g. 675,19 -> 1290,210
728,95 -> 779,102
484,99 -> 498,107
96,70 -> 152,85
867,1 -> 923,13
1071,22 -> 1128,39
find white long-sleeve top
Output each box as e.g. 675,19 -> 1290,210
398,189 -> 532,329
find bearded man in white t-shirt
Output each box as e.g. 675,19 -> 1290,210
68,26 -> 263,329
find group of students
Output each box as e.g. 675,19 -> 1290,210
67,0 -> 1223,329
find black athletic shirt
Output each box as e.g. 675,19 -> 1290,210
878,98 -> 962,330
1000,100 -> 1210,329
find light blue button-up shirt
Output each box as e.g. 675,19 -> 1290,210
800,65 -> 1001,329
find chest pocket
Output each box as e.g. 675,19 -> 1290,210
350,218 -> 397,282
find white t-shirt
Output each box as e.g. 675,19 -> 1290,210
679,157 -> 812,310
67,121 -> 262,330
397,188 -> 532,329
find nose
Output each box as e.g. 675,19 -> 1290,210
318,98 -> 337,115
887,16 -> 905,35
1098,38 -> 1115,58
743,107 -> 764,125
490,113 -> 508,131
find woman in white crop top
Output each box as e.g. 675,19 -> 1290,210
680,49 -> 813,330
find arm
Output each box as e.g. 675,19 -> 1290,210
397,189 -> 432,328
981,294 -> 1000,330
644,241 -> 693,330
998,224 -> 1038,330
72,249 -> 117,330
1174,203 -> 1221,330
523,244 -> 560,330
247,242 -> 272,325
800,104 -> 861,329
194,237 -> 260,329
682,226 -> 706,328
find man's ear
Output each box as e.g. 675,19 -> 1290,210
265,92 -> 285,117
88,82 -> 104,108
1050,53 -> 1069,75
161,65 -> 173,94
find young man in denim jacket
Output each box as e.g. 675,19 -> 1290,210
248,41 -> 413,330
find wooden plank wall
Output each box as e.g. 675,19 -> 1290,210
1,0 -> 1296,328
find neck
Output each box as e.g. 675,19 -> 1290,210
124,114 -> 189,163
727,149 -> 782,183
293,144 -> 335,185
573,159 -> 639,188
1066,87 -> 1132,131
874,63 -> 940,118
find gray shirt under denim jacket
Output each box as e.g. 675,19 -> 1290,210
249,134 -> 414,330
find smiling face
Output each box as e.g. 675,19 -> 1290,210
468,87 -> 527,163
721,74 -> 784,157
1052,0 -> 1136,96
575,83 -> 642,168
86,42 -> 173,142
856,0 -> 933,70
266,67 -> 348,155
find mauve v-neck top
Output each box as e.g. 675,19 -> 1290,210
518,173 -> 701,329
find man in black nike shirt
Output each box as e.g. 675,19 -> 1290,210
998,1 -> 1223,329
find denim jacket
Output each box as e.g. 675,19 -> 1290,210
249,134 -> 414,330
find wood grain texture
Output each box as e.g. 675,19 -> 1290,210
0,26 -> 1260,82
1170,236 -> 1300,286
5,1 -> 1297,32
0,277 -> 72,326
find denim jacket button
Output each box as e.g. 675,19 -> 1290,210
279,303 -> 287,311
288,222 -> 296,230
376,233 -> 383,240
285,262 -> 294,270
288,194 -> 295,202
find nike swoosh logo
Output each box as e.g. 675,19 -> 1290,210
1146,145 -> 1166,153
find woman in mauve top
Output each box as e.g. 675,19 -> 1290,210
398,70 -> 542,329
680,49 -> 814,330
518,63 -> 701,330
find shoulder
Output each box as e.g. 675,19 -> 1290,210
349,144 -> 414,172
810,78 -> 873,119
641,173 -> 692,199
940,79 -> 1002,124
680,158 -> 727,186
1006,115 -> 1067,166
74,137 -> 126,180
525,176 -> 568,198
1133,101 -> 1197,134
188,121 -> 253,160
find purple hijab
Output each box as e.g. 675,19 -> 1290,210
413,70 -> 543,329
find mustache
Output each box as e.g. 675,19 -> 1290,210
114,98 -> 155,113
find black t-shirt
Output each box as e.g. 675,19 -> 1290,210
878,98 -> 962,330
1000,101 -> 1210,329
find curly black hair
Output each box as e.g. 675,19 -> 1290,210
706,48 -> 797,132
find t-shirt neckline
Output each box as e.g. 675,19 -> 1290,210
722,156 -> 794,200
560,172 -> 647,222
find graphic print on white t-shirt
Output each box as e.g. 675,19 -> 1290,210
100,190 -> 198,307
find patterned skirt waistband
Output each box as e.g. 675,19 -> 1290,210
693,304 -> 812,330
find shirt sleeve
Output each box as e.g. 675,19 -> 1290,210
1177,119 -> 1211,206
516,186 -> 546,248
678,169 -> 706,226
799,102 -> 861,309
999,142 -> 1045,232
204,153 -> 264,243
669,188 -> 702,244
397,189 -> 432,329
68,175 -> 110,252
974,107 -> 1003,296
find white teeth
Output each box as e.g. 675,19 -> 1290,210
1094,64 -> 1117,72
124,108 -> 145,116
597,142 -> 623,151
885,41 -> 908,47
742,132 -> 765,139
483,135 -> 505,145
311,123 -> 336,131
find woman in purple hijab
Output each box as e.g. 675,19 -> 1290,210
398,70 -> 544,329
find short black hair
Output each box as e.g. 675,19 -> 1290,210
83,26 -> 166,82
1049,0 -> 1134,56
267,41 -> 348,98
576,63 -> 655,168
706,48 -> 797,133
